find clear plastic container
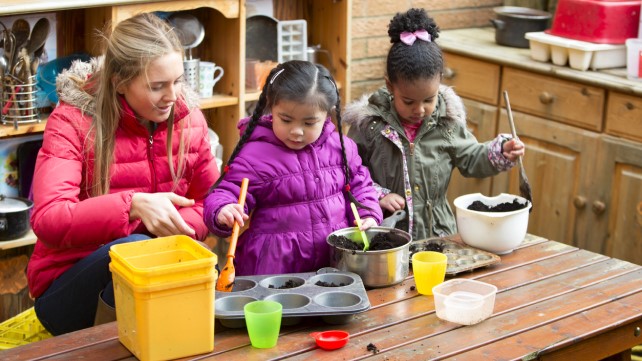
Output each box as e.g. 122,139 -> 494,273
433,279 -> 497,325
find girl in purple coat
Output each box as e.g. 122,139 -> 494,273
204,61 -> 383,275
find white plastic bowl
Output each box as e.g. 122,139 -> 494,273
453,193 -> 531,255
433,279 -> 497,325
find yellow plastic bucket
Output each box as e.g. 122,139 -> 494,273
109,235 -> 217,361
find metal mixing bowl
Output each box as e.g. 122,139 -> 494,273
326,227 -> 411,288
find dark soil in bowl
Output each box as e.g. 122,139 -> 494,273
268,280 -> 301,289
328,232 -> 408,251
467,198 -> 527,212
315,280 -> 347,287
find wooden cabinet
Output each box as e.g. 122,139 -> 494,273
440,29 -> 642,265
0,0 -> 351,162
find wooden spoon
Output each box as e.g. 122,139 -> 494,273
503,90 -> 533,211
215,177 -> 250,292
10,19 -> 30,68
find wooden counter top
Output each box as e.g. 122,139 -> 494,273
439,28 -> 642,96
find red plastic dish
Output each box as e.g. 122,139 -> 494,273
547,0 -> 641,44
310,330 -> 350,350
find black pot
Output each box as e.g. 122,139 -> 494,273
491,6 -> 552,48
0,195 -> 34,241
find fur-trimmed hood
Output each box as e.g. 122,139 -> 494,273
343,84 -> 467,129
56,56 -> 200,116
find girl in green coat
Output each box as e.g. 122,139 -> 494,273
345,8 -> 525,241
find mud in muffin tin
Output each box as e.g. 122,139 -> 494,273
215,270 -> 370,328
410,236 -> 501,275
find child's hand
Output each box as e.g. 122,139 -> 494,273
358,217 -> 378,231
217,203 -> 249,229
502,138 -> 526,162
380,193 -> 405,213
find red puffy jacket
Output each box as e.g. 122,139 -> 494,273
27,61 -> 219,298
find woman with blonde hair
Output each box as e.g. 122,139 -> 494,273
27,12 -> 219,335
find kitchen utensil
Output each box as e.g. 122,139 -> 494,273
10,19 -> 30,68
25,18 -> 50,59
350,202 -> 370,251
453,193 -> 531,254
490,7 -> 551,48
433,279 -> 497,325
0,194 -> 34,241
326,226 -> 411,288
243,300 -> 282,349
503,90 -> 533,209
310,330 -> 349,350
215,270 -> 370,328
168,12 -> 204,60
411,251 -> 447,295
409,235 -> 501,275
216,177 -> 249,292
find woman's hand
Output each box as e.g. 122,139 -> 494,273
217,203 -> 249,229
502,138 -> 526,162
130,192 -> 196,237
357,217 -> 378,231
380,193 -> 405,213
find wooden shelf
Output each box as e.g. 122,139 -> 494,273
0,230 -> 37,250
198,94 -> 239,109
0,119 -> 47,138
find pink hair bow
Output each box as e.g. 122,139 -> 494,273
400,29 -> 431,46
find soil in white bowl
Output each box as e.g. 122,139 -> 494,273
467,198 -> 528,212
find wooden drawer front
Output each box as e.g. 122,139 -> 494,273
502,67 -> 605,131
606,91 -> 642,142
443,52 -> 500,105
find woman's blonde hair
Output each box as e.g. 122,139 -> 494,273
89,12 -> 189,196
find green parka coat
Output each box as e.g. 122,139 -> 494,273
345,85 -> 512,241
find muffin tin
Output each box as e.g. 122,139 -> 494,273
215,270 -> 370,328
410,236 -> 501,275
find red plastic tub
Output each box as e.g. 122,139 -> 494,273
547,0 -> 641,44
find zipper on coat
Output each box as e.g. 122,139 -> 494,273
409,142 -> 415,157
147,135 -> 157,192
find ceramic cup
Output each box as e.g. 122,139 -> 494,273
198,61 -> 224,98
244,300 -> 282,348
412,251 -> 448,295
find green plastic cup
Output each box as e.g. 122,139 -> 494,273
244,300 -> 282,348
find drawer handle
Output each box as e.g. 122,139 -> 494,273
539,92 -> 554,104
625,102 -> 635,110
443,67 -> 456,79
592,201 -> 606,215
573,196 -> 587,209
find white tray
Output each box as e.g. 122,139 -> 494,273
525,31 -> 626,71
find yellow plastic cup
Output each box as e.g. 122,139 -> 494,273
412,251 -> 448,295
244,300 -> 282,348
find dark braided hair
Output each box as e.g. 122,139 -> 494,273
211,60 -> 364,207
387,8 -> 442,84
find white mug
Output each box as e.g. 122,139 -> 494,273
199,61 -> 224,98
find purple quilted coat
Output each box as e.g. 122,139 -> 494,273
204,116 -> 382,275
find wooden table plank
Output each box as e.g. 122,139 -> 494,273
3,240 -> 640,361
200,252 -> 638,360
453,292 -> 642,361
361,268 -> 642,360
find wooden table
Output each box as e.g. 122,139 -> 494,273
3,235 -> 642,360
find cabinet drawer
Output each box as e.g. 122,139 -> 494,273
442,52 -> 500,105
502,67 -> 605,131
606,91 -> 642,142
